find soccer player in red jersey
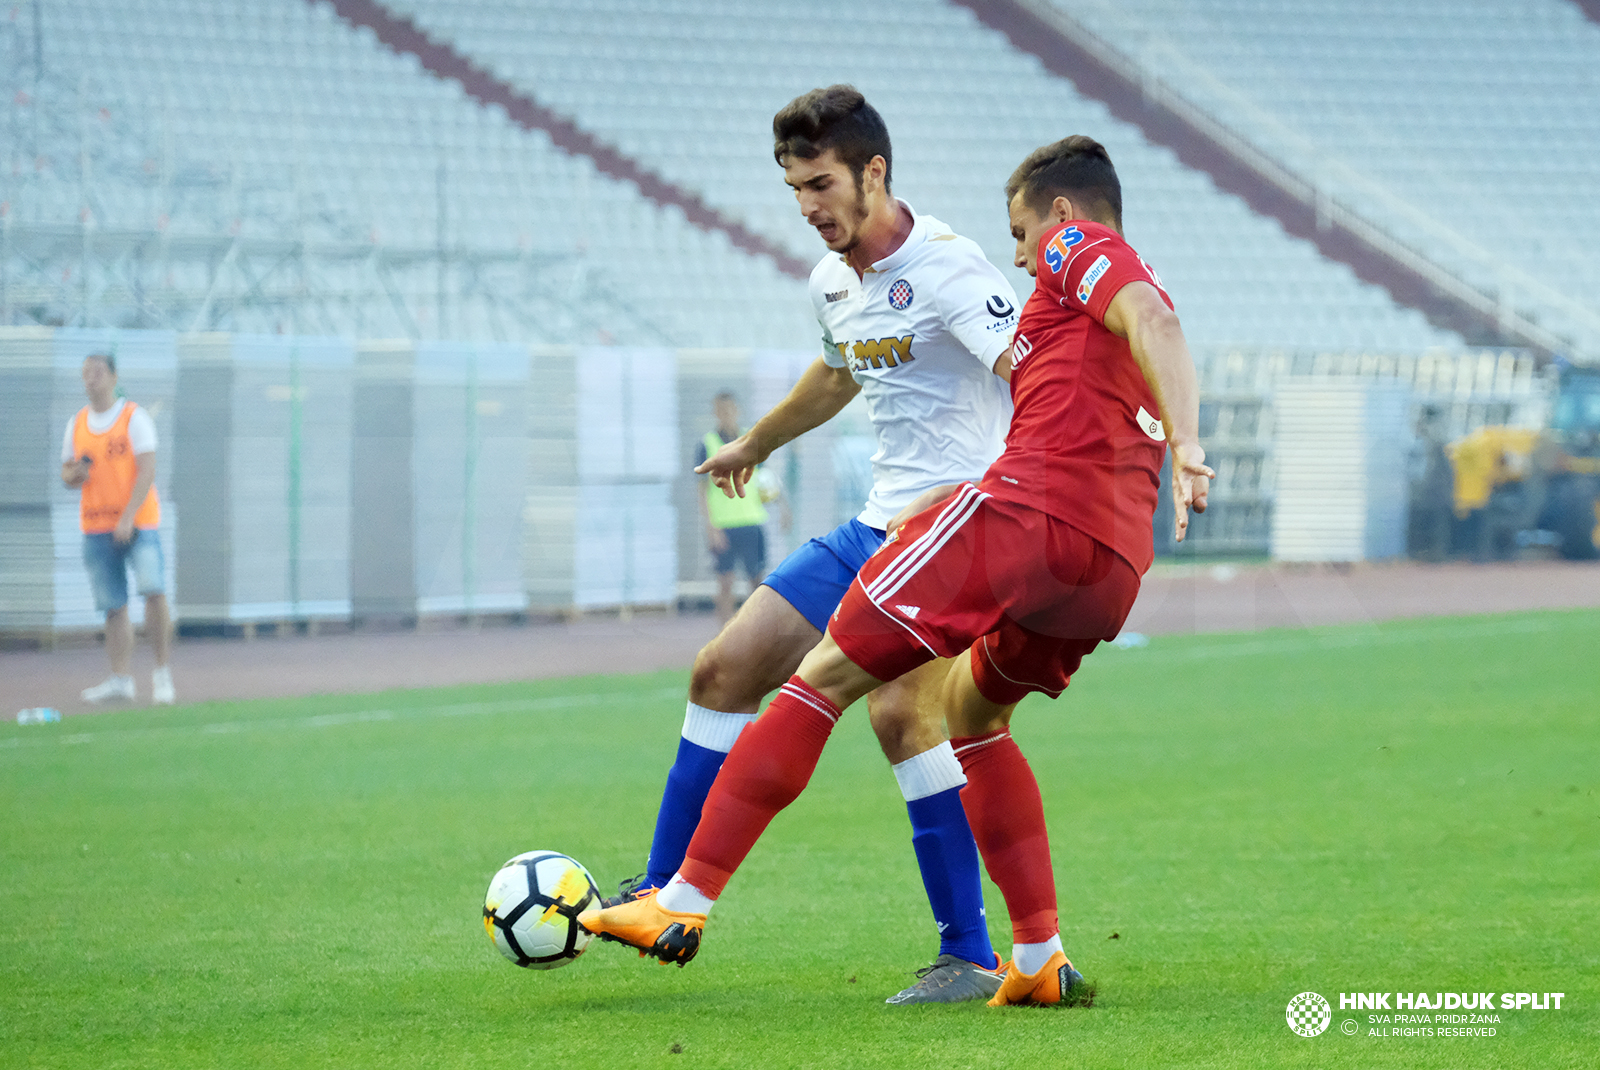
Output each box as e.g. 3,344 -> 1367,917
581,135 -> 1214,1006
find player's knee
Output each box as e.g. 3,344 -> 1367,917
867,699 -> 944,762
688,643 -> 756,710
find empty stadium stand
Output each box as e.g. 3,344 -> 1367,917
1042,0 -> 1600,360
1,0 -> 817,347
2,0 -> 1482,352
379,0 -> 1464,352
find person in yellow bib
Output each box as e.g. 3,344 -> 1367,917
59,353 -> 175,705
696,392 -> 786,623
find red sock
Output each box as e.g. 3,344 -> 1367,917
951,729 -> 1059,945
678,677 -> 841,898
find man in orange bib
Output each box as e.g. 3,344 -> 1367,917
60,353 -> 175,705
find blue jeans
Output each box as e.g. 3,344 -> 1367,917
83,529 -> 166,613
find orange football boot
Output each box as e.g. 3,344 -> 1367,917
577,887 -> 705,966
987,950 -> 1088,1006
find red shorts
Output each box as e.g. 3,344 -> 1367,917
830,483 -> 1142,705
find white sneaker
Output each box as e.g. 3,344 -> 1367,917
151,666 -> 176,706
82,675 -> 136,703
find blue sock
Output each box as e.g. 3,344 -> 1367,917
643,704 -> 754,889
644,738 -> 725,888
907,786 -> 997,968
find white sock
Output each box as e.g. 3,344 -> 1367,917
656,873 -> 716,916
152,666 -> 171,682
890,741 -> 967,801
682,702 -> 755,753
113,673 -> 134,685
1012,934 -> 1064,977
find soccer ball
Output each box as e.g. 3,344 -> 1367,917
482,850 -> 601,969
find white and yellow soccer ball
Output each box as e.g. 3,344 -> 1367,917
482,850 -> 601,969
755,466 -> 784,503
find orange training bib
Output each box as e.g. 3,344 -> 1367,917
73,403 -> 160,534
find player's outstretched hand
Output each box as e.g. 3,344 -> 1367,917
1171,441 -> 1214,544
695,435 -> 765,499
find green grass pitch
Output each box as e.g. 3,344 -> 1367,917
3,609 -> 1596,1069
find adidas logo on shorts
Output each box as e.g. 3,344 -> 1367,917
894,604 -> 921,619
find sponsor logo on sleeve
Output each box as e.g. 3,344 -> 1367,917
1136,405 -> 1166,441
1076,254 -> 1113,304
825,288 -> 850,303
888,279 -> 914,310
1011,332 -> 1033,370
1042,225 -> 1084,274
985,293 -> 1019,333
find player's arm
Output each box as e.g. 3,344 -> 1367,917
114,451 -> 157,543
993,345 -> 1014,384
695,357 -> 861,499
930,250 -> 1018,384
1102,282 -> 1214,543
693,443 -> 729,553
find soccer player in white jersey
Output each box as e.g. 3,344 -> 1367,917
593,86 -> 1019,1003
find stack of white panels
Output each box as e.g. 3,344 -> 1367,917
351,341 -> 530,619
0,329 -> 58,631
573,347 -> 678,609
524,347 -> 580,611
525,346 -> 680,611
1271,378 -> 1413,562
173,334 -> 355,624
350,341 -> 418,619
413,342 -> 530,616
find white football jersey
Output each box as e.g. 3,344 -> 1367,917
811,202 -> 1019,529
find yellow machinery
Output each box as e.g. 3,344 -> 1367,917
1443,366 -> 1600,560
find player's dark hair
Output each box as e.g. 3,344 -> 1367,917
1006,136 -> 1122,231
773,85 -> 892,192
713,390 -> 738,405
86,352 -> 116,375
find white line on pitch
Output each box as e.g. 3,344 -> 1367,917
1159,616 -> 1554,661
0,687 -> 684,751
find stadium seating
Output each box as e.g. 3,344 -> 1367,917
383,0 -> 1462,352
8,0 -> 1492,350
5,0 -> 817,348
1047,0 -> 1600,357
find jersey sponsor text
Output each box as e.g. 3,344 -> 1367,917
847,335 -> 915,371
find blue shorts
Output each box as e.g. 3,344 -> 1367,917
83,529 -> 166,613
761,518 -> 886,632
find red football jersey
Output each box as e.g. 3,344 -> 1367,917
979,219 -> 1171,573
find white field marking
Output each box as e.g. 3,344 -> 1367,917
0,687 -> 683,752
1153,616 -> 1555,662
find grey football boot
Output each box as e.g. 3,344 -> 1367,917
885,954 -> 1006,1005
